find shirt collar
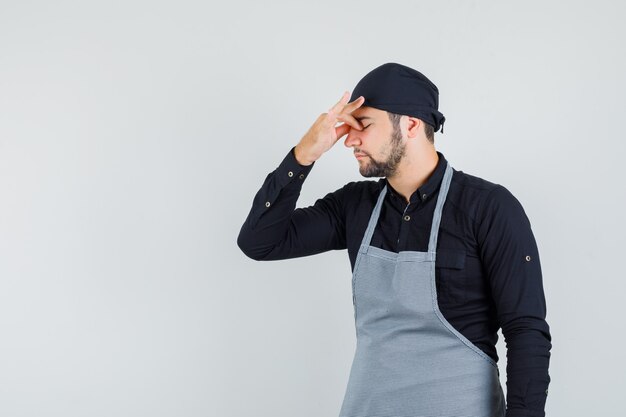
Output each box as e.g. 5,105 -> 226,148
379,151 -> 448,204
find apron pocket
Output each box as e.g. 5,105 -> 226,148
435,249 -> 467,304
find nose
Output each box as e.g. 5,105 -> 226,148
343,126 -> 362,149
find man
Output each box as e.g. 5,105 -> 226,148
237,62 -> 551,417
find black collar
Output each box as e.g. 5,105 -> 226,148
379,151 -> 448,204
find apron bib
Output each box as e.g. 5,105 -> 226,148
339,162 -> 506,417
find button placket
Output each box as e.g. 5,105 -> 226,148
397,203 -> 411,245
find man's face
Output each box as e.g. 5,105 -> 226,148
344,106 -> 406,178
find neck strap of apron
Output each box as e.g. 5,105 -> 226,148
428,162 -> 453,254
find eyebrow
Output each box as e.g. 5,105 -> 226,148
355,116 -> 374,121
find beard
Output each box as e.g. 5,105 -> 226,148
359,126 -> 405,178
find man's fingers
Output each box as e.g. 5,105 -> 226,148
345,95 -> 365,112
326,92 -> 365,131
334,123 -> 351,142
338,113 -> 363,130
328,91 -> 351,115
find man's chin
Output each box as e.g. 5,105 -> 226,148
358,169 -> 380,178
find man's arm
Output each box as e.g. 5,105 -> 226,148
236,146 -> 347,260
237,91 -> 365,261
476,185 -> 552,417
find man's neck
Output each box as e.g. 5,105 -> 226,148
386,149 -> 439,205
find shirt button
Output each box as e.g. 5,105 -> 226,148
526,255 -> 531,261
265,201 -> 271,207
299,173 -> 305,179
404,215 -> 410,221
288,171 -> 293,177
422,193 -> 427,200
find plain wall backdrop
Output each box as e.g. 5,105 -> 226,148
1,0 -> 624,416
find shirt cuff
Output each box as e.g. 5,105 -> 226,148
274,146 -> 315,189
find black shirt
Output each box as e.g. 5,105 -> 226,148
237,146 -> 552,417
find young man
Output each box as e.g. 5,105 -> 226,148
237,62 -> 552,417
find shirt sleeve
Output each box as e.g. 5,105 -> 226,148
475,185 -> 552,417
236,146 -> 347,260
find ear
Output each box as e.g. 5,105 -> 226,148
406,116 -> 422,139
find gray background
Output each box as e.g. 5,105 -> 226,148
1,0 -> 624,416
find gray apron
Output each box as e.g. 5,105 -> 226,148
339,162 -> 506,417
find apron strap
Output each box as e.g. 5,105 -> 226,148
427,162 -> 453,254
359,183 -> 388,253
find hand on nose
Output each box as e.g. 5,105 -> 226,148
328,91 -> 365,132
294,92 -> 366,165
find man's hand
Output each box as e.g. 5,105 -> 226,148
294,91 -> 365,165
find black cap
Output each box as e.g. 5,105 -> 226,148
350,62 -> 446,133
